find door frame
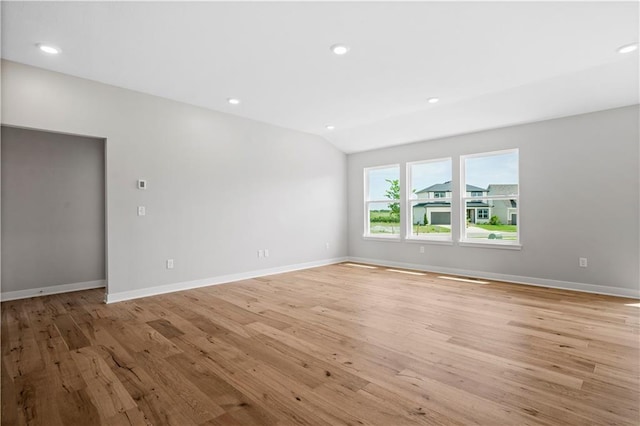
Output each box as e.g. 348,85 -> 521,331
0,124 -> 109,301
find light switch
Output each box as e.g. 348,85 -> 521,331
137,206 -> 146,216
137,179 -> 147,190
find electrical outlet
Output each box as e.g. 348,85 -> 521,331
137,206 -> 146,216
167,259 -> 174,269
264,249 -> 270,258
258,250 -> 264,258
579,257 -> 588,268
420,246 -> 425,254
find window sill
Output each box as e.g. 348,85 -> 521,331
459,240 -> 522,250
362,235 -> 401,242
405,237 -> 453,246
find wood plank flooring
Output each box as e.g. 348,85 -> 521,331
2,263 -> 639,425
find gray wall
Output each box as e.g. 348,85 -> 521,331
1,60 -> 348,299
1,127 -> 105,292
348,105 -> 640,295
2,59 -> 637,299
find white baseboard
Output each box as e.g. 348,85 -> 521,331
1,280 -> 106,302
348,257 -> 640,299
6,256 -> 634,303
105,257 -> 349,304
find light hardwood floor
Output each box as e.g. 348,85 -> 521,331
2,263 -> 639,425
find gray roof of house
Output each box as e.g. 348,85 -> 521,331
492,199 -> 517,208
467,201 -> 490,208
487,184 -> 518,196
413,202 -> 452,208
414,201 -> 490,208
417,181 -> 486,194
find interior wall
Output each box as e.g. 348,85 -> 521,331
1,126 -> 105,293
2,59 -> 636,300
1,60 -> 348,300
347,105 -> 640,297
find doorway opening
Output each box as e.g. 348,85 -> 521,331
1,126 -> 108,301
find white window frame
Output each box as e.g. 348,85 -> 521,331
406,158 -> 453,242
363,164 -> 401,240
460,149 -> 520,247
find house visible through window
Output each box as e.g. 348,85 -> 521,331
362,150 -> 519,247
461,149 -> 519,244
407,158 -> 452,240
364,165 -> 400,238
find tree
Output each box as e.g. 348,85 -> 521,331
383,179 -> 400,233
384,179 -> 400,221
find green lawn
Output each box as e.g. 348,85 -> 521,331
370,211 -> 450,234
370,210 -> 400,223
474,224 -> 518,232
413,225 -> 450,234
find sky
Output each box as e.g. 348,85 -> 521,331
465,151 -> 519,189
368,151 -> 518,200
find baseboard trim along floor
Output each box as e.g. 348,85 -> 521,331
348,256 -> 640,299
0,279 -> 106,302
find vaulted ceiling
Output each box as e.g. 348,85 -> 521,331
2,1 -> 638,153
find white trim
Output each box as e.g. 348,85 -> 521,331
458,241 -> 522,250
460,148 -> 520,244
106,257 -> 348,304
363,163 -> 400,172
364,163 -> 400,237
404,238 -> 453,245
406,157 -> 453,239
364,200 -> 401,239
347,257 -> 640,299
1,280 -> 106,302
366,198 -> 399,204
463,194 -> 519,201
362,235 -> 402,242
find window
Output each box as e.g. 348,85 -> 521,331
407,158 -> 452,240
461,149 -> 519,245
364,165 -> 400,238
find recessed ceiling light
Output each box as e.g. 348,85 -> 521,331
36,43 -> 60,55
227,98 -> 240,105
330,44 -> 350,55
325,125 -> 335,130
617,42 -> 638,54
427,97 -> 440,104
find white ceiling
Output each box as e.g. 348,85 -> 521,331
2,1 -> 638,153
